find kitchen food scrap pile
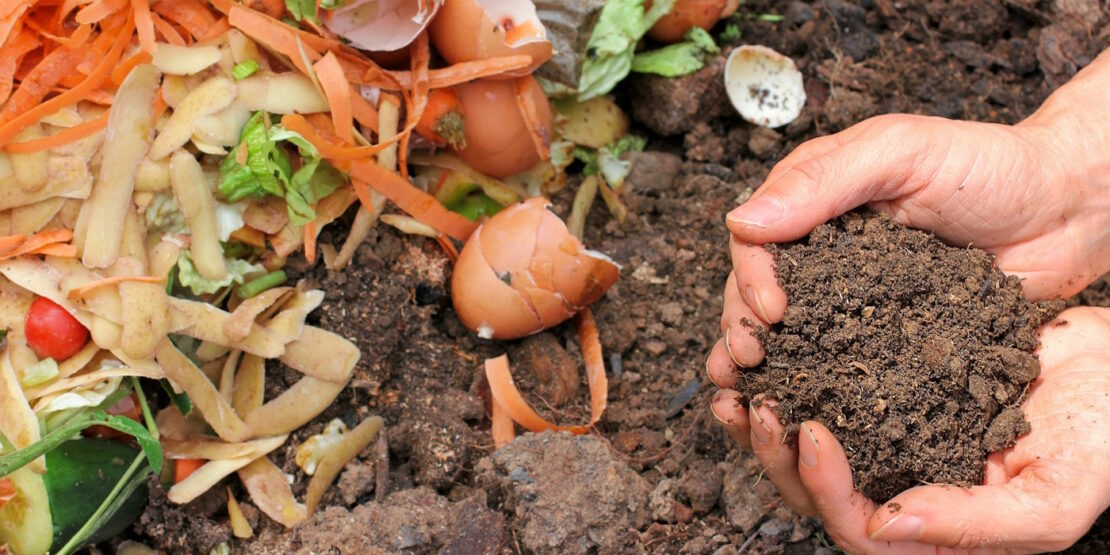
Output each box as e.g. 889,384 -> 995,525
0,0 -> 1108,554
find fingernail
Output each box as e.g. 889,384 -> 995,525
750,403 -> 772,444
745,285 -> 771,323
727,195 -> 784,228
870,514 -> 924,542
710,390 -> 734,424
799,422 -> 818,467
724,328 -> 742,366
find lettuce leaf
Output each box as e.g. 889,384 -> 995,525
219,112 -> 345,226
631,27 -> 720,77
176,250 -> 264,296
577,0 -> 677,101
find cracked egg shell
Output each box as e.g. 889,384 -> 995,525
647,0 -> 739,44
451,197 -> 619,340
452,76 -> 552,177
724,45 -> 806,128
325,0 -> 443,52
429,0 -> 553,78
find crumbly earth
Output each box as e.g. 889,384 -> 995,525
734,212 -> 1064,500
123,0 -> 1110,552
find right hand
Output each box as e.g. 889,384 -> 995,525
707,47 -> 1110,515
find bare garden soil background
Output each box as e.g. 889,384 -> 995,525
128,1 -> 1110,553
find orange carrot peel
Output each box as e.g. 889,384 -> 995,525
67,275 -> 166,300
484,308 -> 608,437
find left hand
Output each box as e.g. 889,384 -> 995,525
710,307 -> 1110,554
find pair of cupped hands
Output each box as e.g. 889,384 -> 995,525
709,51 -> 1110,554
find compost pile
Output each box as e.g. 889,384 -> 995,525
736,212 -> 1064,500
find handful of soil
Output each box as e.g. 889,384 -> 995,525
736,212 -> 1064,501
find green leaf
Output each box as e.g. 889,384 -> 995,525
160,378 -> 193,416
573,147 -> 599,175
232,59 -> 260,80
177,250 -> 265,296
0,411 -> 162,479
578,0 -> 677,100
445,192 -> 503,221
720,22 -> 741,42
284,0 -> 317,21
631,28 -> 718,78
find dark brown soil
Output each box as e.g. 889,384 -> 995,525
122,0 -> 1110,552
734,212 -> 1064,500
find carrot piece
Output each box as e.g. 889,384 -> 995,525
133,0 -> 155,54
483,308 -> 609,435
303,219 -> 317,264
490,396 -> 515,448
0,12 -> 133,146
228,5 -> 320,75
74,0 -> 127,24
23,17 -> 92,49
32,243 -> 77,257
0,234 -> 26,256
0,229 -> 76,261
199,16 -> 230,41
4,109 -> 108,153
0,28 -> 41,107
111,51 -> 152,86
415,88 -> 464,148
66,274 -> 165,299
313,51 -> 353,144
0,47 -> 83,125
0,2 -> 31,50
280,114 -> 393,162
399,32 -> 431,181
174,458 -> 205,483
348,160 -> 477,242
149,11 -> 185,46
513,75 -> 550,161
252,0 -> 285,19
366,55 -> 534,90
151,0 -> 217,41
350,91 -> 379,133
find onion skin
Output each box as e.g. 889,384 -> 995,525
647,0 -> 730,44
429,0 -> 553,77
451,198 -> 619,340
452,76 -> 552,177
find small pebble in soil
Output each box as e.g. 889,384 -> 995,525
734,211 -> 1064,501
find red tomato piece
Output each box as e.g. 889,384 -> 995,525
24,296 -> 89,361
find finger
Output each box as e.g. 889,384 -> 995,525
726,114 -> 928,244
796,421 -> 933,554
730,237 -> 787,324
721,272 -> 766,367
707,337 -> 740,389
762,130 -> 854,185
710,388 -> 752,450
867,465 -> 1099,553
748,400 -> 816,516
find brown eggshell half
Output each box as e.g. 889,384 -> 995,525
451,197 -> 620,340
452,77 -> 553,177
429,0 -> 553,77
452,225 -> 544,339
647,0 -> 729,44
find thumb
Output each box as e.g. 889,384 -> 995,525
867,466 -> 1098,552
726,115 -> 928,244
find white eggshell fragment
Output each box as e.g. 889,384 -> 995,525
325,0 -> 442,52
724,45 -> 806,129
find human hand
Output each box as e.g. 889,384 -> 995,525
710,307 -> 1110,553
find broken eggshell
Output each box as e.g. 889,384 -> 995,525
429,0 -> 553,77
647,0 -> 740,44
451,197 -> 619,340
724,45 -> 806,129
325,0 -> 443,52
